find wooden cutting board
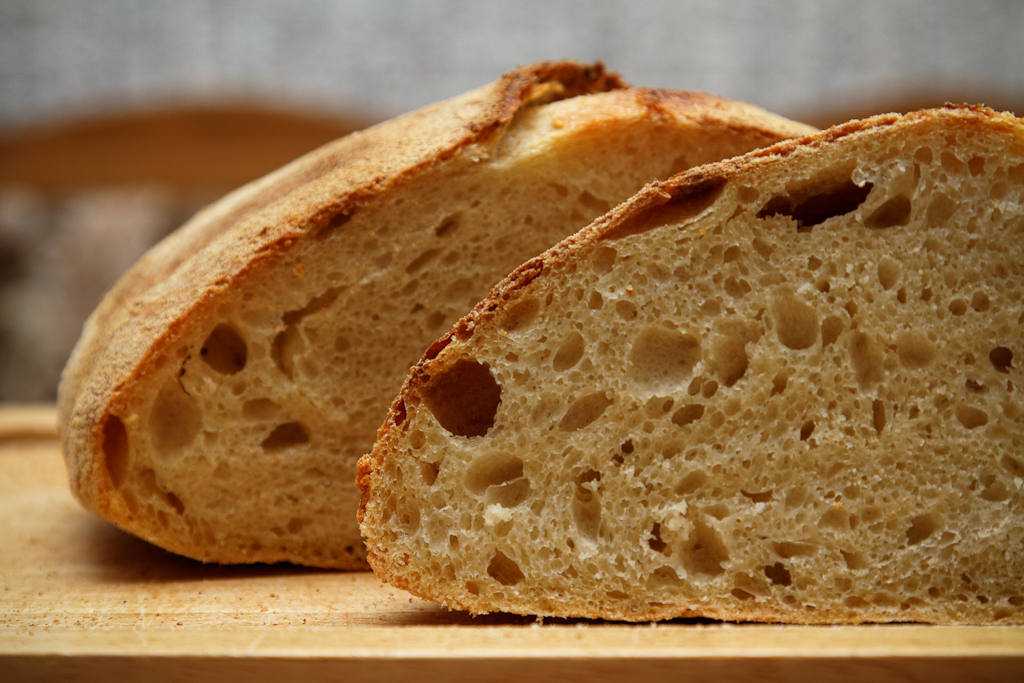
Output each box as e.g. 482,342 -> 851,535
2,405 -> 1022,682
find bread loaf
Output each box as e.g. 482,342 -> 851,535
358,105 -> 1024,622
57,61 -> 815,568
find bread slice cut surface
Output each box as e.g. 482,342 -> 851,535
359,105 -> 1024,623
57,61 -> 816,568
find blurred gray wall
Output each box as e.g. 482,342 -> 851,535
1,0 -> 1022,402
3,0 -> 1023,131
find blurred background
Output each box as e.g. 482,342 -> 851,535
1,0 -> 1022,402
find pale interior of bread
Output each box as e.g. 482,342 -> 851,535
102,91 -> 810,567
365,111 -> 1024,622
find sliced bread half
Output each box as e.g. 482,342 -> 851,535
57,61 -> 815,568
359,105 -> 1024,622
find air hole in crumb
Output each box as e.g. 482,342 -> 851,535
724,276 -> 752,299
553,331 -> 585,371
966,379 -> 986,393
771,370 -> 792,396
434,212 -> 461,237
799,421 -> 815,441
872,400 -> 887,434
101,414 -> 129,489
989,347 -> 1013,373
487,551 -> 524,586
865,195 -> 912,229
592,246 -> 617,274
821,316 -> 844,347
742,489 -> 774,503
398,506 -> 420,533
1001,454 -> 1024,479
405,248 -> 441,274
588,291 -> 604,310
941,151 -> 965,174
649,523 -> 669,554
422,359 -> 501,437
671,404 -> 705,427
261,422 -> 310,451
877,257 -> 901,290
410,430 -> 427,449
751,237 -> 774,261
773,541 -> 815,559
578,190 -> 610,215
764,562 -> 792,586
712,321 -> 760,388
820,507 -> 850,530
956,405 -> 989,429
426,311 -> 448,330
948,299 -> 968,316
907,512 -> 943,545
559,393 -> 613,432
980,478 -> 1010,503
849,331 -> 885,387
732,588 -> 755,601
200,324 -> 247,374
841,549 -> 870,570
571,470 -> 603,539
242,398 -> 281,420
971,292 -> 990,312
272,326 -> 302,379
615,299 -> 638,321
774,293 -> 818,350
926,192 -> 956,228
488,478 -> 532,508
466,453 -> 524,495
714,337 -> 749,387
419,461 -> 440,486
314,210 -> 351,240
680,520 -> 729,578
676,471 -> 707,495
757,176 -> 872,232
151,379 -> 201,455
499,297 -> 540,333
165,492 -> 185,515
897,331 -> 936,369
630,326 -> 701,389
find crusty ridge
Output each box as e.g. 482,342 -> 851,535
359,105 -> 1024,622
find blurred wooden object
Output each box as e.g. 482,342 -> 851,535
0,106 -> 368,191
0,403 -> 56,441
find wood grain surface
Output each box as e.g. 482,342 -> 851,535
1,405 -> 1022,682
